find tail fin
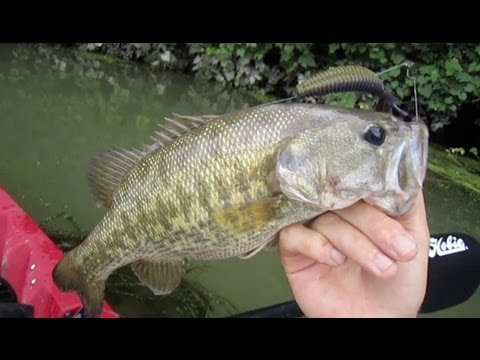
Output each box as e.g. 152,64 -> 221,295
52,254 -> 106,318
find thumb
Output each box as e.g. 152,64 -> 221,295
394,191 -> 430,265
396,192 -> 429,242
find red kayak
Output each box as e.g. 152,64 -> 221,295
0,186 -> 120,318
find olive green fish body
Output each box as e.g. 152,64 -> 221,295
53,103 -> 429,317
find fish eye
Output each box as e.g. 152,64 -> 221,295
363,125 -> 386,146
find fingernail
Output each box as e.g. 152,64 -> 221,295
392,234 -> 417,257
330,248 -> 346,265
373,252 -> 394,273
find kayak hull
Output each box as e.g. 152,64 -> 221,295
0,186 -> 119,318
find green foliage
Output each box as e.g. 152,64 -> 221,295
73,43 -> 480,133
328,43 -> 480,131
77,43 -> 321,97
187,43 -> 319,94
77,43 -> 187,71
189,43 -> 271,89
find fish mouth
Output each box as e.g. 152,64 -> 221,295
366,122 -> 429,216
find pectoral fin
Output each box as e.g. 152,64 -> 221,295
214,196 -> 285,234
131,260 -> 185,295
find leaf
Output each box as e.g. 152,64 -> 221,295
458,92 -> 467,101
457,73 -> 473,83
341,92 -> 358,107
437,103 -> 446,112
418,84 -> 433,98
258,52 -> 268,61
417,75 -> 428,85
389,68 -> 401,77
468,62 -> 480,72
284,44 -> 294,55
326,92 -> 358,107
464,83 -> 475,93
445,58 -> 462,76
419,65 -> 436,75
391,53 -> 404,65
225,71 -> 235,82
329,44 -> 340,54
396,87 -> 406,99
474,76 -> 480,88
159,51 -> 171,63
428,99 -> 439,110
299,53 -> 315,68
369,48 -> 381,60
236,48 -> 245,57
450,88 -> 460,96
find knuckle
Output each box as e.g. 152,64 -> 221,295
370,218 -> 399,241
314,232 -> 331,249
312,212 -> 339,228
279,224 -> 300,242
304,233 -> 330,254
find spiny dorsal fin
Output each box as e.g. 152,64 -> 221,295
144,113 -> 219,153
87,113 -> 220,208
86,147 -> 146,208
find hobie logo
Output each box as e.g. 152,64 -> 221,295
429,235 -> 469,258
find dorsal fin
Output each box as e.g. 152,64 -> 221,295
143,113 -> 217,153
86,113 -> 219,208
86,147 -> 146,208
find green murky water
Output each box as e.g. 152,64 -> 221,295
1,44 -> 479,317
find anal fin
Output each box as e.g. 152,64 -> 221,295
131,259 -> 185,295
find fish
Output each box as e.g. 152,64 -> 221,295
52,102 -> 429,318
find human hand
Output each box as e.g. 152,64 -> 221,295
278,192 -> 430,318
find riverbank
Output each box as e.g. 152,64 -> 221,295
427,145 -> 480,200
